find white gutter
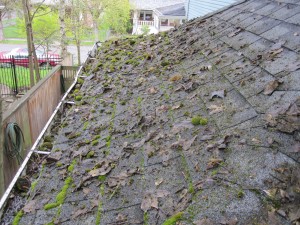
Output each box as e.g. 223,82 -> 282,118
0,42 -> 100,211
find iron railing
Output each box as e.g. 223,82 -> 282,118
0,55 -> 62,96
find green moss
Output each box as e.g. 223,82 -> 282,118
68,160 -> 76,172
12,210 -> 23,225
144,212 -> 149,225
67,132 -> 81,139
237,190 -> 245,198
200,118 -> 208,125
162,212 -> 183,225
93,135 -> 101,141
183,111 -> 190,117
161,60 -> 170,67
61,122 -> 68,128
41,142 -> 53,149
56,177 -> 72,205
73,89 -> 80,94
98,175 -> 106,182
44,177 -> 73,210
30,180 -> 38,191
191,116 -> 208,126
56,162 -> 63,167
191,116 -> 201,125
77,78 -> 84,84
129,39 -> 136,45
91,109 -> 96,113
83,122 -> 89,130
120,100 -> 126,105
45,222 -> 55,225
44,135 -> 53,142
188,183 -> 195,194
44,202 -> 59,210
75,95 -> 82,101
86,151 -> 95,158
91,140 -> 99,146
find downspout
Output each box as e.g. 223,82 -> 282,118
187,0 -> 190,20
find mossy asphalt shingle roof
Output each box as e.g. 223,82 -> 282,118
4,0 -> 300,224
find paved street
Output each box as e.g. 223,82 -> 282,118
0,43 -> 93,65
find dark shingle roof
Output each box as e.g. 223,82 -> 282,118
3,0 -> 300,224
155,3 -> 186,17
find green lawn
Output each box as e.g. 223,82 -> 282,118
0,66 -> 50,90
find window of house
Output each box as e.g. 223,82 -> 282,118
139,12 -> 144,20
161,19 -> 168,26
145,13 -> 153,21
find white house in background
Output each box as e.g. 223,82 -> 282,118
186,0 -> 237,20
130,0 -> 186,35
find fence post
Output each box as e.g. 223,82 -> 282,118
11,56 -> 18,95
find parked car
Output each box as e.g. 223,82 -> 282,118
0,48 -> 61,68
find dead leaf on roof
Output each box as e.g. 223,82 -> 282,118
156,105 -> 169,114
116,213 -> 127,223
171,135 -> 197,151
194,218 -> 215,225
107,168 -> 140,188
23,200 -> 38,213
171,104 -> 182,110
210,90 -> 226,99
90,199 -> 99,209
169,74 -> 182,82
207,158 -> 223,169
72,208 -> 88,219
200,65 -> 212,71
263,80 -> 283,95
83,188 -> 91,195
268,48 -> 283,59
195,178 -> 216,191
141,193 -> 158,212
207,104 -> 224,115
88,160 -> 112,177
148,87 -> 158,94
155,178 -> 164,186
228,27 -> 243,37
184,82 -> 199,92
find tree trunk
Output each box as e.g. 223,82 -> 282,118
0,13 -> 4,41
22,0 -> 35,87
76,40 -> 81,65
93,20 -> 99,41
59,0 -> 68,59
30,27 -> 40,82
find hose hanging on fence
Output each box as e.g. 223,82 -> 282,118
4,123 -> 24,164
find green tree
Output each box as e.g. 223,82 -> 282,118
18,6 -> 59,53
100,0 -> 131,34
66,0 -> 89,65
0,0 -> 19,41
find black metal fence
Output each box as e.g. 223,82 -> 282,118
0,55 -> 62,96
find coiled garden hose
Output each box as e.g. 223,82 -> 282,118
4,123 -> 24,164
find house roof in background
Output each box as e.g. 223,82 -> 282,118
155,3 -> 186,17
130,0 -> 185,10
3,0 -> 300,224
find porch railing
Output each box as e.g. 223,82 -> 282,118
138,20 -> 154,26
